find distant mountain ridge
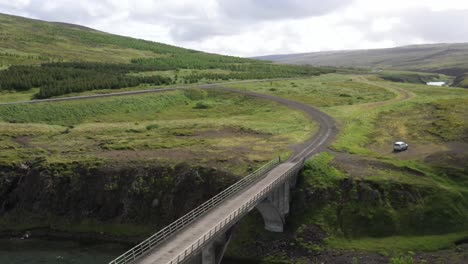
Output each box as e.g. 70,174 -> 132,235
255,43 -> 468,77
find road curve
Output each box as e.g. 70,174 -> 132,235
211,85 -> 337,161
0,81 -> 337,161
0,79 -> 337,263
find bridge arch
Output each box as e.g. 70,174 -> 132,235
256,199 -> 285,232
256,179 -> 292,233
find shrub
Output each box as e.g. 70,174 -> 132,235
126,129 -> 143,133
146,124 -> 159,130
193,102 -> 211,109
390,255 -> 414,264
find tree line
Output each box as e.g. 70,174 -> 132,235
0,62 -> 172,98
130,53 -> 252,71
0,60 -> 334,98
131,55 -> 333,77
182,67 -> 334,84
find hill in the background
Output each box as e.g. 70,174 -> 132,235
0,13 -> 201,64
0,13 -> 332,99
255,43 -> 468,87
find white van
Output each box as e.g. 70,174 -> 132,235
393,141 -> 409,151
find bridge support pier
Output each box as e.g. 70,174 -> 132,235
256,173 -> 297,232
201,243 -> 215,264
187,227 -> 234,264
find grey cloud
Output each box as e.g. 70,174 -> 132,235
396,9 -> 468,43
168,20 -> 238,41
127,0 -> 354,41
351,8 -> 468,45
0,0 -> 117,25
0,0 -> 355,43
125,4 -> 236,42
217,0 -> 351,20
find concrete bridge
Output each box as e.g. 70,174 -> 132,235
108,85 -> 336,264
0,80 -> 335,264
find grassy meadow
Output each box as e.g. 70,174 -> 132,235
226,74 -> 468,259
229,74 -> 468,160
0,89 -> 315,174
228,74 -> 395,107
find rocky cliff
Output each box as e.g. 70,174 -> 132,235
0,159 -> 238,240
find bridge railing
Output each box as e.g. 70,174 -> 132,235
109,158 -> 280,264
167,159 -> 304,264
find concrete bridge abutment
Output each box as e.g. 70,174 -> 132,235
256,172 -> 298,232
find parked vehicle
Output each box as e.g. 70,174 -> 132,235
393,141 -> 409,151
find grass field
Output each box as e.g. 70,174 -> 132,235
228,74 -> 468,164
228,74 -> 395,107
226,74 -> 468,259
453,73 -> 468,88
0,89 -> 315,174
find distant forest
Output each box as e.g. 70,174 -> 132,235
0,59 -> 334,98
0,62 -> 173,98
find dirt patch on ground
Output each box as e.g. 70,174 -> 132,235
331,151 -> 425,178
11,135 -> 33,148
309,244 -> 468,264
298,224 -> 327,246
369,141 -> 468,172
447,142 -> 468,155
104,127 -> 276,167
97,148 -> 243,162
425,142 -> 468,170
94,145 -> 259,173
227,232 -> 468,264
370,142 -> 449,160
193,127 -> 269,139
331,152 -> 381,178
96,149 -> 197,161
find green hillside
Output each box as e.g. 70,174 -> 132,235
0,13 -> 214,64
0,13 -> 332,99
453,73 -> 468,88
255,43 -> 468,87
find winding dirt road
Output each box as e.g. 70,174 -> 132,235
212,85 -> 337,161
357,76 -> 416,108
0,80 -> 338,161
1,79 -> 338,264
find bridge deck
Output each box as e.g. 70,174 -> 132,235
136,162 -> 296,264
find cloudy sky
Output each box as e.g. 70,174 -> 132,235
1,0 -> 468,57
